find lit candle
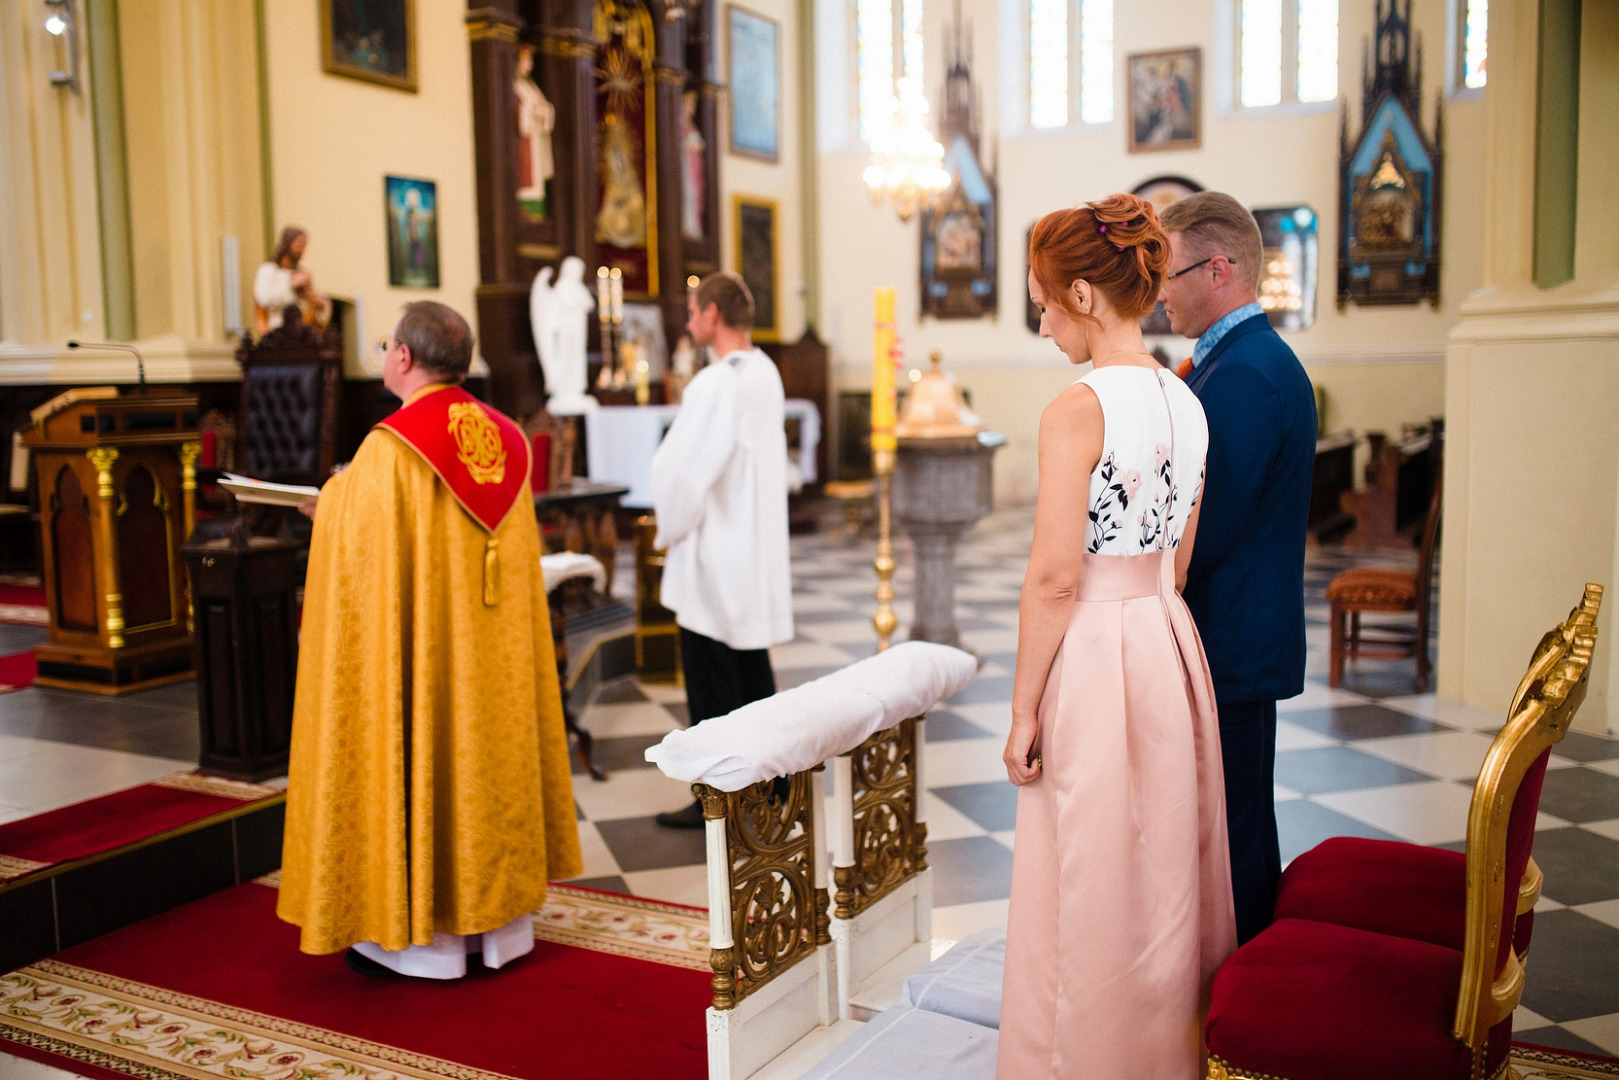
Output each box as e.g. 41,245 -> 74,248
609,268 -> 624,323
871,288 -> 897,455
596,267 -> 610,324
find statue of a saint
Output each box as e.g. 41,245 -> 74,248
514,46 -> 555,222
680,91 -> 706,241
530,256 -> 598,415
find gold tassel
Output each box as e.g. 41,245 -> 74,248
483,536 -> 500,606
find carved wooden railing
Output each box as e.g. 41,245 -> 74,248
696,768 -> 832,1011
832,717 -> 928,920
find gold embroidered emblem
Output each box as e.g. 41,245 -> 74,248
447,402 -> 507,485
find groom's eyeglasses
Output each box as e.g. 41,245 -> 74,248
1165,255 -> 1232,281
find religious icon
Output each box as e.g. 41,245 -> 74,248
1127,48 -> 1201,153
514,45 -> 555,223
385,176 -> 439,289
597,114 -> 648,248
320,0 -> 415,92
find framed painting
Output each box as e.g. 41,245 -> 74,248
321,0 -> 416,93
726,6 -> 780,162
385,176 -> 439,289
1127,48 -> 1200,153
733,196 -> 779,342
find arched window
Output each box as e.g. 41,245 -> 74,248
1239,0 -> 1338,108
1029,0 -> 1114,128
857,0 -> 926,144
1459,0 -> 1487,89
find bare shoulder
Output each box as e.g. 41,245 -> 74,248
1041,380 -> 1103,434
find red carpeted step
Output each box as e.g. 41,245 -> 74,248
0,649 -> 35,692
4,882 -> 710,1080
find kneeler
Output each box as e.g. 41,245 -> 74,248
1204,585 -> 1600,1080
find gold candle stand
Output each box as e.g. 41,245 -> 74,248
872,448 -> 896,652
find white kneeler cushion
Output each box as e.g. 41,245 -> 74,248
899,929 -> 1006,1029
798,1003 -> 998,1080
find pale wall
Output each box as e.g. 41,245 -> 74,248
261,1 -> 480,374
814,0 -> 1479,499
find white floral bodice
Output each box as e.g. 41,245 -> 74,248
1080,366 -> 1209,556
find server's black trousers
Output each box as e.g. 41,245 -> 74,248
679,626 -> 777,723
1219,698 -> 1281,945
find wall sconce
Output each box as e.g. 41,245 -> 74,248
44,0 -> 80,93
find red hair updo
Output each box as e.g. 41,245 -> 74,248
1028,193 -> 1171,324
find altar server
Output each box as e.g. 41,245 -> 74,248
650,273 -> 793,828
279,301 -> 581,978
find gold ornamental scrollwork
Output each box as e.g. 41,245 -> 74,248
179,442 -> 201,492
86,447 -> 119,500
466,18 -> 521,44
706,774 -> 819,1010
836,718 -> 927,921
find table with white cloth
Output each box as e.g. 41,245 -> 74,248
583,400 -> 821,509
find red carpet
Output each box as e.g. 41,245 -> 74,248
0,773 -> 281,885
0,648 -> 34,692
0,582 -> 46,626
0,880 -> 711,1080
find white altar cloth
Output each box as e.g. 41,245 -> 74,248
584,399 -> 820,509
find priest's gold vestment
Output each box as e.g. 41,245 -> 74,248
278,388 -> 582,955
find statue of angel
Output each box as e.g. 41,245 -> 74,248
530,256 -> 598,415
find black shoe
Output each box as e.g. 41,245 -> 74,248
344,948 -> 401,977
655,800 -> 705,829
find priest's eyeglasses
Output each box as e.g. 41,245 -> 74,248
1165,255 -> 1232,281
374,338 -> 392,356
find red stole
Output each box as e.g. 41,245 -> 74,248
376,384 -> 530,534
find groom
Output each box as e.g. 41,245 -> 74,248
1158,192 -> 1317,944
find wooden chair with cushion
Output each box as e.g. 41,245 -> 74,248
1204,584 -> 1601,1080
1326,460 -> 1442,690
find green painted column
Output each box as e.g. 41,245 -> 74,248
87,0 -> 136,339
1534,0 -> 1582,289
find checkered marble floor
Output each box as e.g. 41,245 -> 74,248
568,508 -> 1619,1059
1,507 -> 1616,1076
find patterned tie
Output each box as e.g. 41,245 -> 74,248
1177,357 -> 1195,381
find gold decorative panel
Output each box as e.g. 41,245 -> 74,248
834,717 -> 928,920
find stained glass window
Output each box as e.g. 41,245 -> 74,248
1079,0 -> 1114,124
1241,0 -> 1283,108
858,0 -> 896,145
1029,0 -> 1068,128
1296,0 -> 1338,102
1463,0 -> 1487,88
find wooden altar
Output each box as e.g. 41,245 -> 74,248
22,389 -> 200,693
466,0 -> 722,419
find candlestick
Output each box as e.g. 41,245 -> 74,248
609,268 -> 624,323
871,288 -> 899,652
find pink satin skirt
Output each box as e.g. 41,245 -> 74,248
996,551 -> 1237,1079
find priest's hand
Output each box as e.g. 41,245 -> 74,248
298,495 -> 319,520
1003,715 -> 1042,786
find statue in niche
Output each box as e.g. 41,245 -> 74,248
530,256 -> 599,415
514,45 -> 555,222
680,90 -> 706,240
597,113 -> 647,248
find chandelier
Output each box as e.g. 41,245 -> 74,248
862,76 -> 951,222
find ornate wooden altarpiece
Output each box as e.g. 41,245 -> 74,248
1337,0 -> 1443,309
920,15 -> 997,320
466,0 -> 723,419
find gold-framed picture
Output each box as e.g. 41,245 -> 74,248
726,5 -> 780,162
1127,47 -> 1200,153
732,195 -> 779,342
320,0 -> 417,93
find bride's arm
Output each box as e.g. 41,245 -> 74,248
1004,383 -> 1104,786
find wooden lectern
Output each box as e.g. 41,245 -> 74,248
22,388 -> 201,693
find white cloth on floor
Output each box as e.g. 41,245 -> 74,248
650,347 -> 793,651
798,1003 -> 999,1080
352,911 -> 534,980
539,551 -> 606,594
644,641 -> 977,790
900,929 -> 1006,1029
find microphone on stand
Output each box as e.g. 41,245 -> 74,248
66,340 -> 146,391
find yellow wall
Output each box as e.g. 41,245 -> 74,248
260,0 -> 479,376
1438,1 -> 1619,736
812,0 -> 1474,499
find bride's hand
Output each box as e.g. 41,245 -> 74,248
1003,716 -> 1042,786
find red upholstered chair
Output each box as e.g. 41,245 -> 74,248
1271,586 -> 1602,963
1204,589 -> 1601,1080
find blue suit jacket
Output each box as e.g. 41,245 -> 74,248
1182,314 -> 1316,705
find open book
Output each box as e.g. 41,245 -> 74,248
218,473 -> 321,507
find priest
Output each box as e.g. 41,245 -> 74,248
278,300 -> 581,978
